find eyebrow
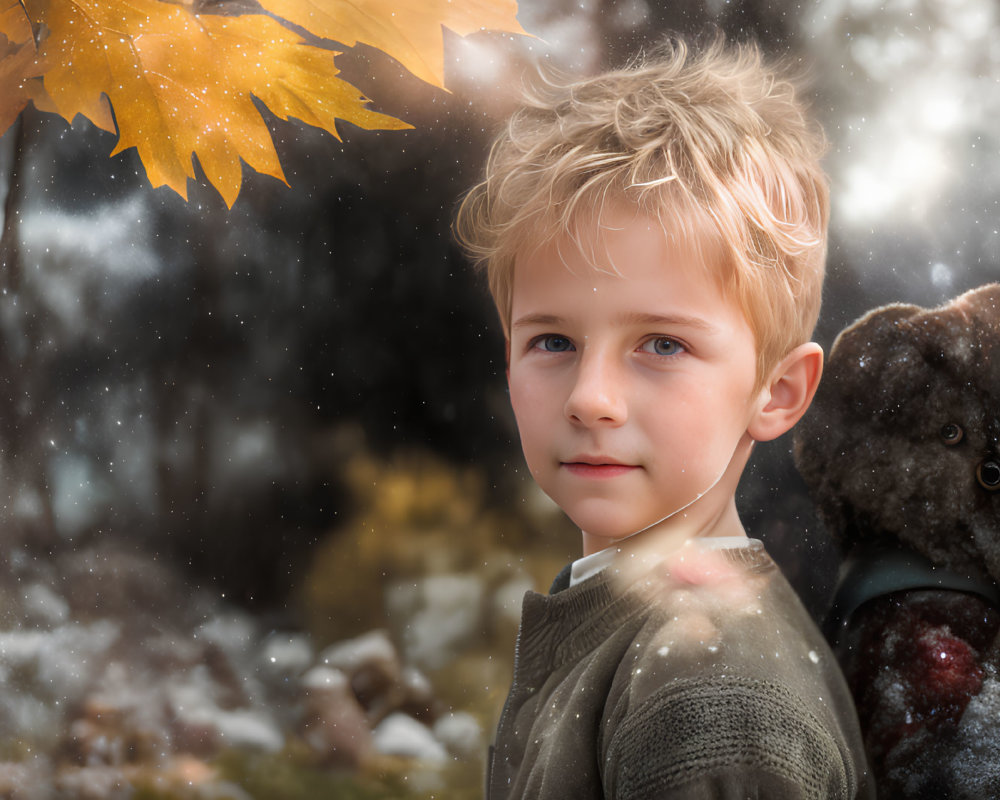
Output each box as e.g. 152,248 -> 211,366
620,311 -> 720,333
511,311 -> 720,333
511,313 -> 564,330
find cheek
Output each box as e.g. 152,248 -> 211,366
512,407 -> 548,452
508,372 -> 557,470
640,388 -> 747,462
508,366 -> 548,416
508,374 -> 541,437
678,368 -> 758,424
507,372 -> 526,417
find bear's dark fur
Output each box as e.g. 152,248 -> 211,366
795,284 -> 1000,798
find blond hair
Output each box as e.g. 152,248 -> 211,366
454,37 -> 829,388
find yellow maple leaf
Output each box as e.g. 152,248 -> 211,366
0,1 -> 44,134
257,0 -> 527,89
26,0 -> 414,206
4,0 -> 526,205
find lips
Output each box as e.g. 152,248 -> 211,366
562,457 -> 639,479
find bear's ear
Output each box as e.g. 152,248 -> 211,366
827,303 -> 921,371
815,303 -> 925,416
747,342 -> 824,443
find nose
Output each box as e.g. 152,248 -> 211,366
564,350 -> 627,427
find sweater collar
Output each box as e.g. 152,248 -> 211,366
563,536 -> 763,591
519,540 -> 775,673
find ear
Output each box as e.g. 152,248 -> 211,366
747,342 -> 824,443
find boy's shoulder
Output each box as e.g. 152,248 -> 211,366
615,541 -> 841,701
607,545 -> 868,797
491,543 -> 871,799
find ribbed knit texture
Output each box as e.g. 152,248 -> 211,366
610,676 -> 848,798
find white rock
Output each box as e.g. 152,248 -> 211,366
260,633 -> 313,676
168,666 -> 283,753
372,713 -> 448,764
433,711 -> 483,759
192,614 -> 267,703
214,709 -> 284,753
301,665 -> 349,692
195,613 -> 256,660
0,621 -> 120,704
22,583 -> 70,627
319,630 -> 398,674
492,574 -> 534,625
0,629 -> 49,666
400,666 -> 432,697
387,573 -> 484,669
0,691 -> 61,746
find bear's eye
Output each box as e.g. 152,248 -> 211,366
940,424 -> 964,445
978,460 -> 1000,491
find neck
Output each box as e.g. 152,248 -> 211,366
580,495 -> 747,559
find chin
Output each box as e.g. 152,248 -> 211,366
571,515 -> 646,542
579,529 -> 631,546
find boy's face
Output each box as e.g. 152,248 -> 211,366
507,206 -> 762,551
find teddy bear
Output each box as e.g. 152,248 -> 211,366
793,283 -> 1000,799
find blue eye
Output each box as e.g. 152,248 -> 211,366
642,337 -> 684,356
535,335 -> 574,352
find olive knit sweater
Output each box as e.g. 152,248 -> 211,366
486,540 -> 873,799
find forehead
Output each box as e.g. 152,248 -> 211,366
514,194 -> 726,279
511,204 -> 728,310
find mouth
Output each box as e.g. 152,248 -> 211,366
561,457 -> 639,478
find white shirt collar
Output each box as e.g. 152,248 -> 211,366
568,536 -> 757,587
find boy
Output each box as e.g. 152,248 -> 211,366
455,37 -> 873,799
